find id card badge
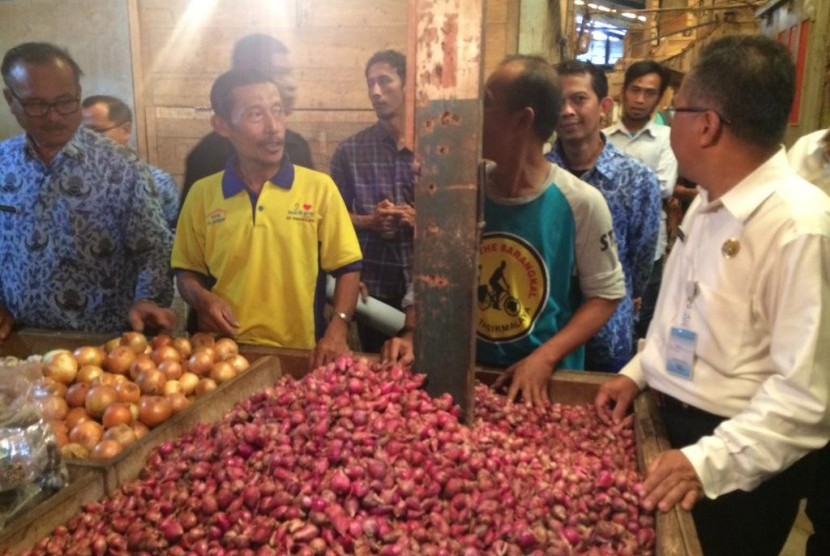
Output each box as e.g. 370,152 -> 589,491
666,327 -> 697,380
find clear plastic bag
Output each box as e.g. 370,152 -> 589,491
0,359 -> 68,530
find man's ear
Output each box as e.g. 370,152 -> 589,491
212,114 -> 231,138
2,88 -> 13,109
599,96 -> 614,119
699,110 -> 725,148
123,121 -> 133,135
518,106 -> 535,133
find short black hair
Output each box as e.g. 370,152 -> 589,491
554,59 -> 608,100
2,42 -> 84,88
210,69 -> 276,120
500,54 -> 562,141
624,60 -> 670,96
231,34 -> 289,72
683,34 -> 794,149
365,50 -> 406,85
82,95 -> 133,125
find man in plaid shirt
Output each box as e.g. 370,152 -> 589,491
330,50 -> 415,353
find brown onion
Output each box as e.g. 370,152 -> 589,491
85,385 -> 118,419
91,439 -> 124,460
106,346 -> 137,375
138,396 -> 173,427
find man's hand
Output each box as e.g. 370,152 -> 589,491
374,199 -> 398,237
0,305 -> 15,342
633,297 -> 643,312
394,204 -> 415,227
493,352 -> 553,406
309,317 -> 350,370
594,374 -> 640,425
194,293 -> 239,338
381,333 -> 414,365
642,449 -> 704,513
128,299 -> 177,333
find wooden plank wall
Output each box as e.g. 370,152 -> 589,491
134,0 -> 515,184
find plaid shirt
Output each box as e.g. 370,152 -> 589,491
330,123 -> 414,303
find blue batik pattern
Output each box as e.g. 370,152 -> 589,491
0,126 -> 173,333
547,138 -> 661,372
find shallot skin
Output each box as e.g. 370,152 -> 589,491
8,356 -> 655,556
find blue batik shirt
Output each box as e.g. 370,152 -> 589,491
547,137 -> 661,372
0,126 -> 174,333
148,164 -> 180,231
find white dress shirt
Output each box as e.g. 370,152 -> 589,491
788,128 -> 830,196
621,149 -> 830,498
605,119 -> 678,260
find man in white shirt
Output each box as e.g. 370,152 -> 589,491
596,35 -> 830,556
604,60 -> 677,340
789,128 -> 830,195
789,128 -> 830,556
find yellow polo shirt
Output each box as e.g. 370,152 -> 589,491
172,159 -> 362,348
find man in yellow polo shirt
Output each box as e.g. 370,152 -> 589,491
172,68 -> 362,368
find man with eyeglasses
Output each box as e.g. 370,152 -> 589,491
596,35 -> 830,556
788,126 -> 830,556
604,60 -> 678,342
0,42 -> 175,339
82,95 -> 179,231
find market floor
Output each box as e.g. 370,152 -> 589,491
780,501 -> 812,555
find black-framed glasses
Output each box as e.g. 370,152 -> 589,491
667,106 -> 732,125
5,87 -> 80,117
86,122 -> 127,134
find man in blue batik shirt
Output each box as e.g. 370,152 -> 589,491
546,60 -> 661,373
82,95 -> 180,231
0,42 -> 174,339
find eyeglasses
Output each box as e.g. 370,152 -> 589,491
86,122 -> 127,134
667,106 -> 732,125
6,87 -> 80,117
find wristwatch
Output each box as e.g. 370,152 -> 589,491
332,310 -> 351,324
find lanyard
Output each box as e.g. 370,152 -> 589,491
681,280 -> 698,327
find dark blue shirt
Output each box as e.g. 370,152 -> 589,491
0,126 -> 173,333
330,122 -> 414,303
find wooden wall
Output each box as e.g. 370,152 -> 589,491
135,0 -> 517,184
0,0 -> 517,185
0,0 -> 134,144
758,0 -> 830,144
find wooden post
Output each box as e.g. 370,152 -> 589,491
409,0 -> 484,423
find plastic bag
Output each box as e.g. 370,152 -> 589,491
0,358 -> 68,530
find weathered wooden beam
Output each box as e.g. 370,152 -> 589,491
410,0 -> 484,423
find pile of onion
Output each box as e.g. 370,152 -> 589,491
33,332 -> 249,462
20,356 -> 656,555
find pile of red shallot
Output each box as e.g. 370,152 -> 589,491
10,356 -> 655,556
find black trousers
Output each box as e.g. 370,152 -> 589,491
806,442 -> 830,556
658,395 -> 815,556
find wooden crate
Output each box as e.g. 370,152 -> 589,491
65,354 -> 283,495
1,335 -> 700,555
0,329 -> 113,359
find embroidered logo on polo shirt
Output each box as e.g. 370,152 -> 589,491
287,202 -> 315,222
477,232 -> 547,342
206,209 -> 227,226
